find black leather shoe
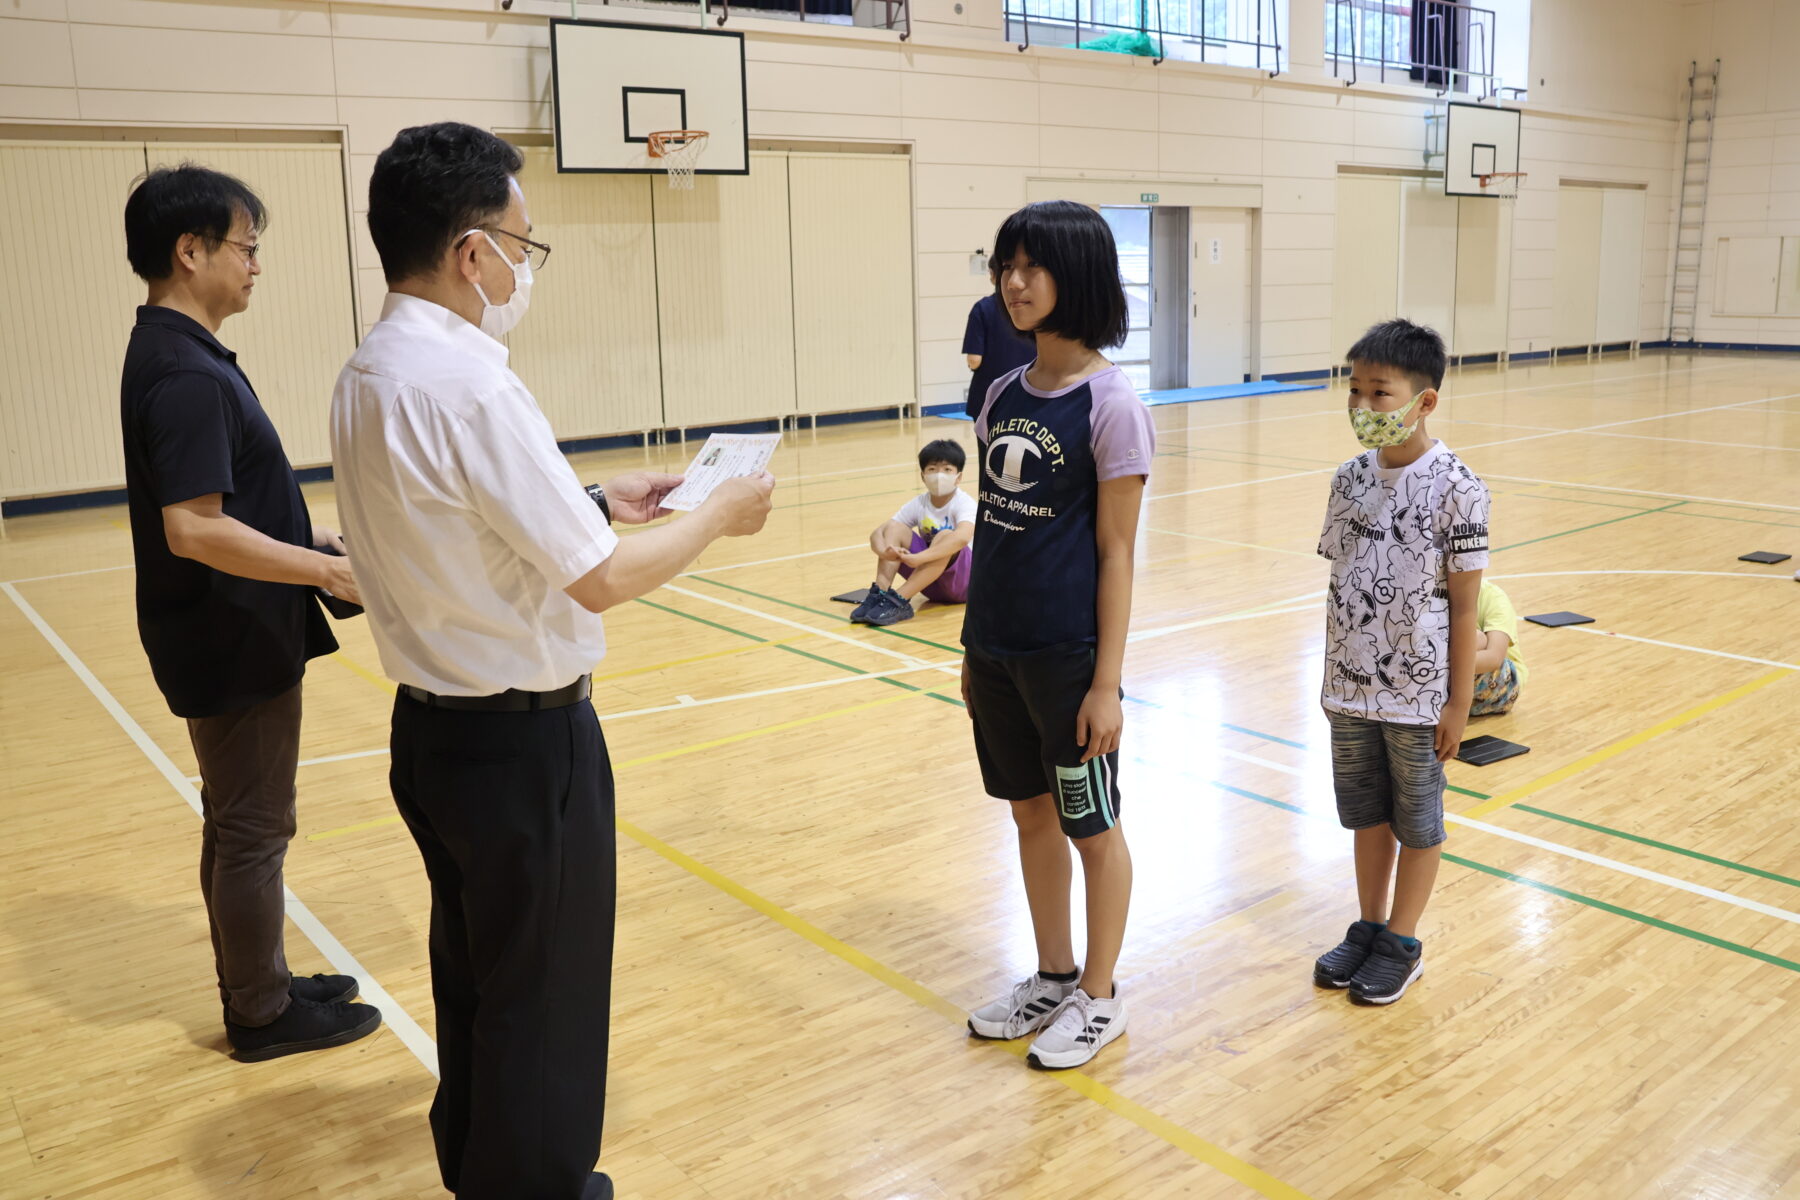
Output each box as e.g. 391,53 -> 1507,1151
583,1172 -> 614,1199
227,997 -> 382,1063
291,972 -> 359,1005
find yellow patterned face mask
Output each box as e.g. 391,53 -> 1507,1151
1349,390 -> 1424,450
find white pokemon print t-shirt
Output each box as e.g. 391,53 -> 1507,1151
894,489 -> 977,541
1317,440 -> 1490,725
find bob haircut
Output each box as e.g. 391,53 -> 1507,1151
991,201 -> 1130,351
1345,318 -> 1447,392
124,165 -> 267,283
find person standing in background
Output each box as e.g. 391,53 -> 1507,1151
962,262 -> 1037,417
119,165 -> 382,1064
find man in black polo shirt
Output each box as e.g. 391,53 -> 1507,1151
120,165 -> 382,1062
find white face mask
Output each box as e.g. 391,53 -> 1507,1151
464,229 -> 532,339
923,469 -> 960,499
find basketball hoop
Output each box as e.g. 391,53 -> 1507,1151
1478,171 -> 1526,199
648,130 -> 709,190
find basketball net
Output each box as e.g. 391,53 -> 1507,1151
1478,171 -> 1525,200
649,130 -> 709,191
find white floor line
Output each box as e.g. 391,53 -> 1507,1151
602,658 -> 965,720
1487,569 -> 1797,583
684,543 -> 865,575
1,562 -> 135,586
659,583 -> 936,670
1147,527 -> 1317,558
1148,468 -> 1332,503
296,747 -> 392,770
1585,429 -> 1800,454
1448,813 -> 1800,927
1562,624 -> 1799,672
0,582 -> 439,1077
1129,598 -> 1323,644
1481,474 -> 1800,513
1450,358 -> 1748,401
1458,394 -> 1800,454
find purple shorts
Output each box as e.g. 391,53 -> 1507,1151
900,532 -> 970,604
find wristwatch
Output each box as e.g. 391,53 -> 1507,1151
585,483 -> 612,525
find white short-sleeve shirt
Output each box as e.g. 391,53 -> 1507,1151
893,488 -> 976,540
1316,440 -> 1490,725
329,293 -> 618,695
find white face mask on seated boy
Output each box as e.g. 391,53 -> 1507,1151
923,469 -> 961,499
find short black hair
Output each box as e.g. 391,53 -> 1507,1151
918,439 -> 966,472
368,122 -> 524,284
992,201 -> 1129,351
1346,319 -> 1447,391
123,165 -> 267,282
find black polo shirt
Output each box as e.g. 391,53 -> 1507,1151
120,305 -> 336,719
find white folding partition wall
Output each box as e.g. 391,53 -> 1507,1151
0,142 -> 146,500
0,140 -> 355,501
1332,172 -> 1513,361
507,149 -> 664,437
788,154 -> 916,415
653,152 -> 798,428
1331,175 -> 1404,359
1552,183 -> 1645,350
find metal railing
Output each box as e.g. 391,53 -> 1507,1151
715,0 -> 910,37
1004,0 -> 1283,75
1326,0 -> 1498,97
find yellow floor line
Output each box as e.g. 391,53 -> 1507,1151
307,685 -> 939,842
329,649 -> 397,695
617,816 -> 1313,1200
1461,668 -> 1794,819
592,635 -> 808,683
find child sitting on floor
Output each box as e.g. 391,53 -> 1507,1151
1471,579 -> 1527,715
850,439 -> 976,626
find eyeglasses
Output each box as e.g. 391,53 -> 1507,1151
487,227 -> 552,271
220,238 -> 260,264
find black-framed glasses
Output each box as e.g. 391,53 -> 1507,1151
487,227 -> 552,271
215,237 -> 260,264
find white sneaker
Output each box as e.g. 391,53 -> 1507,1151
967,974 -> 1078,1040
1026,988 -> 1126,1070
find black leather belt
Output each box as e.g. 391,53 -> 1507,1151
398,674 -> 591,712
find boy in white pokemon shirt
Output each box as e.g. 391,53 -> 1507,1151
1311,319 -> 1490,1007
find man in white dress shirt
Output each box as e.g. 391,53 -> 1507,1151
331,122 -> 774,1200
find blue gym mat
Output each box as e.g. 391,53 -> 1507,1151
924,378 -> 1324,420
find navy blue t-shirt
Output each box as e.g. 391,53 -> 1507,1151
120,305 -> 336,718
963,364 -> 1155,656
962,294 -> 1036,418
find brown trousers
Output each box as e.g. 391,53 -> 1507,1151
186,683 -> 302,1027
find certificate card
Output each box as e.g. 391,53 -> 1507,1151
661,433 -> 781,512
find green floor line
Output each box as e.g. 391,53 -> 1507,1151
692,574 -> 965,656
1210,779 -> 1800,977
1490,501 -> 1687,553
1516,480 -> 1796,519
1513,803 -> 1800,890
650,578 -> 1789,898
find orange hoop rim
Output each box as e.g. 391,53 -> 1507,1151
647,130 -> 710,158
1477,171 -> 1527,187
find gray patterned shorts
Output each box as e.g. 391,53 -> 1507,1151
1326,709 -> 1447,849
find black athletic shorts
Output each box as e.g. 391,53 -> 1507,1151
964,641 -> 1122,840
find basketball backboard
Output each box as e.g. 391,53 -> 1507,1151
550,19 -> 749,175
1441,101 -> 1521,198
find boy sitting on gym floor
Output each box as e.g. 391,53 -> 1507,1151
1471,579 -> 1527,715
850,439 -> 975,626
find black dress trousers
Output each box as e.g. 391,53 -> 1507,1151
390,692 -> 616,1199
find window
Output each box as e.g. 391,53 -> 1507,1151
1007,0 -> 1285,72
1325,0 -> 1529,98
1101,207 -> 1152,393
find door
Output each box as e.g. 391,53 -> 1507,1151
1188,208 -> 1250,386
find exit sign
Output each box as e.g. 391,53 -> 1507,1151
1140,192 -> 1159,203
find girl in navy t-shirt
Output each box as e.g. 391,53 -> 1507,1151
961,201 -> 1156,1071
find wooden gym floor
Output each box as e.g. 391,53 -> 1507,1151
2,350 -> 1798,1200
